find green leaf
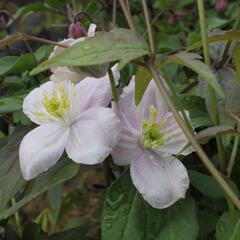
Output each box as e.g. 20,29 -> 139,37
102,170 -> 199,240
216,212 -> 240,240
0,158 -> 79,220
31,28 -> 149,75
0,94 -> 25,113
0,54 -> 37,76
165,52 -> 225,99
232,42 -> 240,84
187,31 -> 240,52
0,127 -> 30,209
189,170 -> 239,199
206,17 -> 229,31
135,66 -> 152,105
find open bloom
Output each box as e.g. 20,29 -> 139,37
112,77 -> 192,209
20,76 -> 121,180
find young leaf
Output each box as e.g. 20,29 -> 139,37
135,66 -> 152,105
165,52 -> 225,99
31,28 -> 149,75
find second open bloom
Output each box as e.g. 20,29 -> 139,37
112,77 -> 192,209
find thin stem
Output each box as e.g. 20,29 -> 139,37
146,59 -> 240,210
221,13 -> 240,67
112,0 -> 117,27
227,123 -> 240,177
26,35 -> 68,48
108,68 -> 118,102
11,198 -> 21,234
197,0 -> 225,172
118,0 -> 135,31
141,0 -> 155,55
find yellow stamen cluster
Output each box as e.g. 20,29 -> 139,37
43,84 -> 70,119
141,106 -> 167,149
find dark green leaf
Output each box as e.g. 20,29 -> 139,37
0,95 -> 25,113
31,28 -> 149,75
22,223 -> 48,240
135,66 -> 152,105
0,158 -> 79,220
232,42 -> 240,84
189,170 -> 239,199
102,170 -> 199,240
0,127 -> 30,209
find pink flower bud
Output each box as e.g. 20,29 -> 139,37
170,11 -> 183,24
216,0 -> 229,12
69,22 -> 86,39
0,15 -> 7,31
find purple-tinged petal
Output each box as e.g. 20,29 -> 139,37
130,150 -> 189,209
112,102 -> 143,166
66,107 -> 121,164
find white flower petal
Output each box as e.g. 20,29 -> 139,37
87,23 -> 97,37
19,124 -> 69,180
23,80 -> 79,125
130,150 -> 189,209
111,102 -> 143,166
75,64 -> 119,110
66,107 -> 121,164
160,112 -> 192,155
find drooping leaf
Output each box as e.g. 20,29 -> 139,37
165,52 -> 225,99
187,31 -> 240,52
0,157 -> 79,220
0,127 -> 30,209
0,54 -> 37,76
31,28 -> 149,75
135,66 -> 152,105
102,170 -> 199,240
189,170 -> 239,199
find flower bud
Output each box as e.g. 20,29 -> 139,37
216,0 -> 229,12
0,15 -> 7,31
69,22 -> 86,39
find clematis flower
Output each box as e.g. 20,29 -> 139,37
19,75 -> 121,180
112,77 -> 193,209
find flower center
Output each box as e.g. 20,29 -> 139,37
43,84 -> 70,119
141,106 -> 167,149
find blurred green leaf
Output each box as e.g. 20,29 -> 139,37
189,170 -> 239,199
0,158 -> 79,220
0,54 -> 37,76
0,95 -> 25,113
187,31 -> 240,51
216,212 -> 240,240
31,28 -> 149,75
22,222 -> 48,240
232,42 -> 240,83
165,52 -> 225,99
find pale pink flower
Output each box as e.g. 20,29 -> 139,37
112,77 -> 192,209
20,75 -> 121,180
